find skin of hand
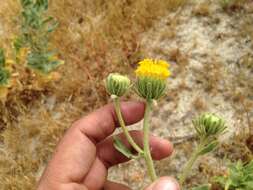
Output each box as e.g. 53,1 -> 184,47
37,101 -> 180,190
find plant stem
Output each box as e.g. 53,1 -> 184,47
143,99 -> 157,181
113,97 -> 143,154
179,142 -> 203,186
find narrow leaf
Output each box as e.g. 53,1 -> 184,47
198,141 -> 218,155
191,184 -> 210,190
113,137 -> 136,159
0,48 -> 5,67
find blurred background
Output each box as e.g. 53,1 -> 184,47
0,0 -> 253,189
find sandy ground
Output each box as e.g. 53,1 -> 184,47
0,1 -> 252,189
108,1 -> 253,189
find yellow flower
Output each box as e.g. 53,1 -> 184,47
134,58 -> 171,100
135,59 -> 170,80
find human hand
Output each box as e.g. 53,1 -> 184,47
37,101 -> 180,190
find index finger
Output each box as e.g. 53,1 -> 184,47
74,101 -> 145,143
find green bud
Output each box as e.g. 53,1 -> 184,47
105,73 -> 131,97
135,77 -> 166,100
193,113 -> 227,139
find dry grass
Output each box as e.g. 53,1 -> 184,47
220,0 -> 249,11
193,1 -> 211,17
0,0 -> 187,189
192,97 -> 207,112
193,59 -> 223,94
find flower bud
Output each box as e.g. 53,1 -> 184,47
193,113 -> 227,139
105,73 -> 131,97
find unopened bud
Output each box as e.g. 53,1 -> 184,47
105,73 -> 130,97
193,113 -> 227,139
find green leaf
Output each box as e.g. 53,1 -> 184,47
0,68 -> 10,86
214,160 -> 253,190
13,37 -> 25,53
27,51 -> 63,74
198,141 -> 218,155
213,176 -> 227,186
225,179 -> 232,190
20,0 -> 33,8
243,181 -> 253,189
19,0 -> 62,74
0,48 -> 6,68
42,16 -> 53,23
113,137 -> 137,159
35,0 -> 48,11
191,184 -> 210,190
22,8 -> 41,29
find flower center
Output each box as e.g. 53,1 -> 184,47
135,59 -> 170,80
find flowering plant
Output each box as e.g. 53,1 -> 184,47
105,58 -> 227,189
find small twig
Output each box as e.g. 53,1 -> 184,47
169,134 -> 197,145
241,101 -> 252,136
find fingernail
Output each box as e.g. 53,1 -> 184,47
152,177 -> 180,190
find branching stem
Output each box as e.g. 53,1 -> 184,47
113,97 -> 143,154
179,140 -> 206,186
113,97 -> 157,181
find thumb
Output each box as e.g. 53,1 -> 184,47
145,177 -> 180,190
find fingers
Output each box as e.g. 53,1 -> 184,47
104,181 -> 131,190
82,158 -> 107,190
82,131 -> 172,190
74,101 -> 145,143
38,101 -> 144,187
144,177 -> 180,190
98,130 -> 173,167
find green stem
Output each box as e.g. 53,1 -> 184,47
143,99 -> 157,181
113,97 -> 143,154
179,141 -> 205,186
179,149 -> 199,186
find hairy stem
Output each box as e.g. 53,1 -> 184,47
113,97 -> 143,154
143,99 -> 157,181
179,141 -> 205,186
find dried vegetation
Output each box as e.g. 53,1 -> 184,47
0,0 -> 253,189
0,0 -> 187,189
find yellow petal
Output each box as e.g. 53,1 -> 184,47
135,59 -> 171,80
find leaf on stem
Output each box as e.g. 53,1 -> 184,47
190,184 -> 210,190
198,141 -> 218,156
113,137 -> 138,159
